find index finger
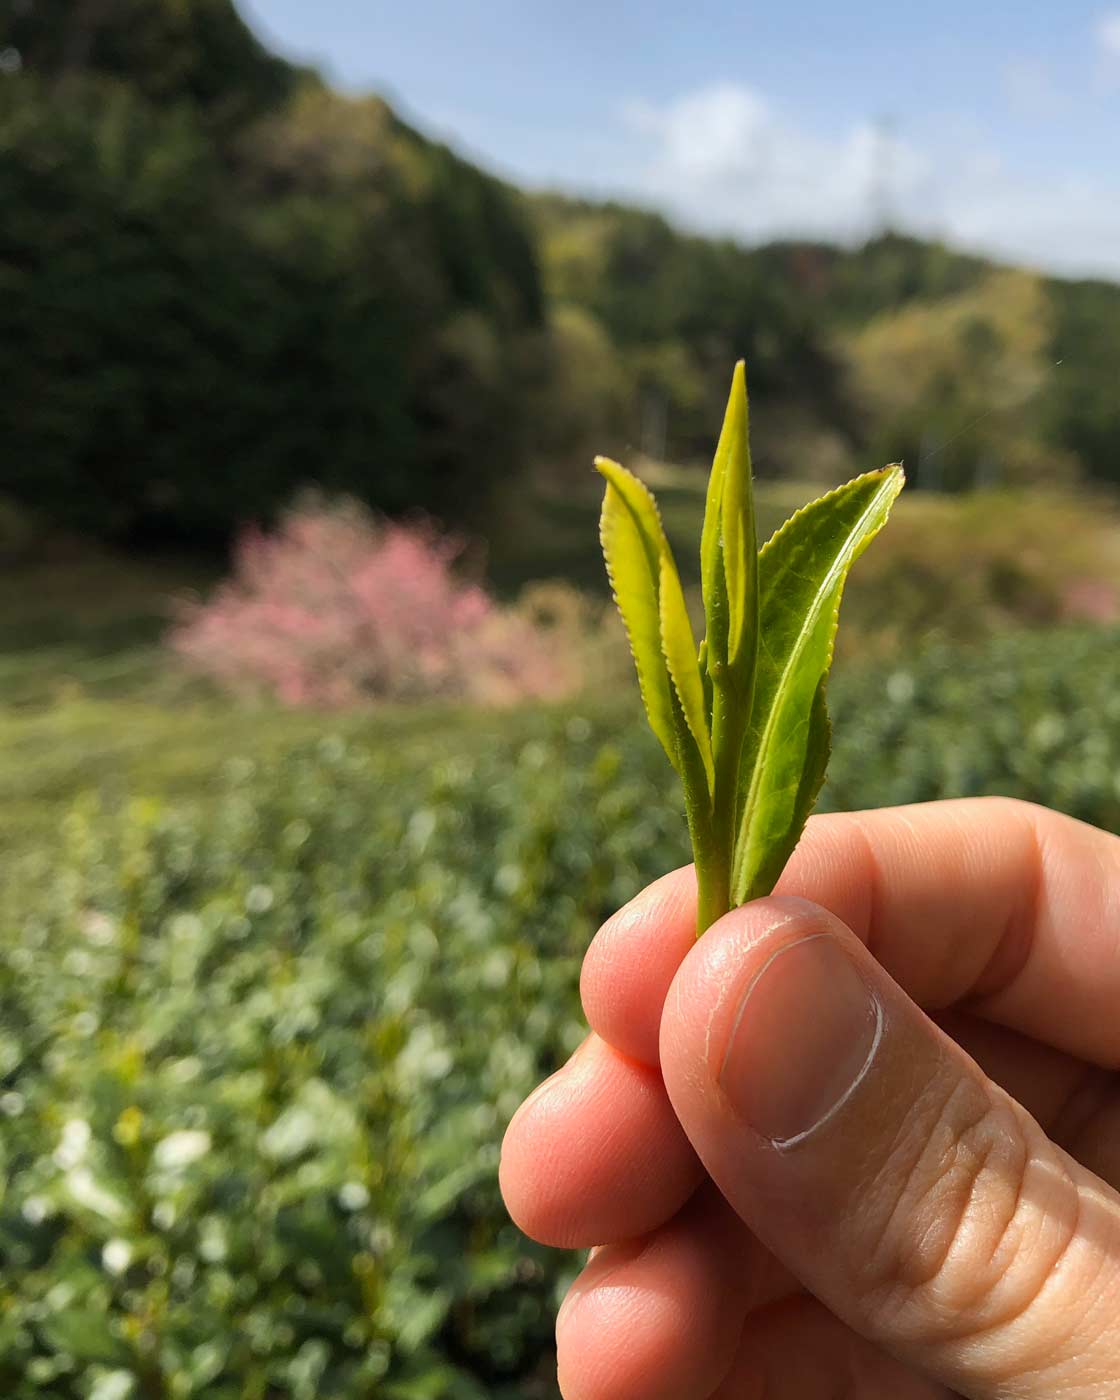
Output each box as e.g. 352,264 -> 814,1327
581,797 -> 1120,1068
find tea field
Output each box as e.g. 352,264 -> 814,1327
2,623 -> 1120,1397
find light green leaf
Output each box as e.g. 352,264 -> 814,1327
658,552 -> 714,795
595,457 -> 678,770
731,466 -> 904,904
717,363 -> 757,672
700,382 -> 731,664
697,637 -> 714,726
700,362 -> 751,671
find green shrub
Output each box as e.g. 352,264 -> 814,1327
838,489 -> 1120,656
3,627 -> 1120,1396
1,715 -> 686,1399
0,71 -> 543,544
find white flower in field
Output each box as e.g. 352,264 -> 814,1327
53,1118 -> 91,1169
81,911 -> 118,946
46,1281 -> 75,1310
151,1200 -> 176,1231
261,1106 -> 315,1161
198,1215 -> 228,1262
65,1167 -> 127,1221
338,1181 -> 370,1211
396,1024 -> 453,1084
90,1371 -> 135,1400
245,884 -> 274,914
72,1010 -> 98,1038
21,1195 -> 50,1225
166,1056 -> 202,1083
153,1130 -> 212,1171
1,1091 -> 25,1117
102,1239 -> 133,1276
63,950 -> 92,977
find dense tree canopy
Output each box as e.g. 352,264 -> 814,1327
528,195 -> 853,475
0,1 -> 545,541
1,0 -> 1118,546
846,270 -> 1075,490
5,0 -> 301,128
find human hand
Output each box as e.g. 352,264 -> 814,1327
501,799 -> 1120,1399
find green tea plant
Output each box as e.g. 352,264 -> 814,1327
597,362 -> 903,934
4,626 -> 1120,1396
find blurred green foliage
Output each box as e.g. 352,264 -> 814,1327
4,7 -> 1120,1394
1,710 -> 684,1399
4,0 -> 1120,553
3,625 -> 1120,1396
528,194 -> 853,473
0,7 -> 543,543
846,270 -> 1076,491
6,0 -> 302,131
530,201 -> 1120,491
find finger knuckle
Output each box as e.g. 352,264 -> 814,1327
857,1075 -> 1080,1350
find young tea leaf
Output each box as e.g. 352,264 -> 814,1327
700,367 -> 737,667
717,364 -> 757,674
595,456 -> 679,772
731,465 -> 904,904
658,552 -> 714,795
697,637 -> 714,726
596,363 -> 902,939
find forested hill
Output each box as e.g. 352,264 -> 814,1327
4,0 -> 1120,548
1,0 -> 545,542
6,0 -> 302,128
529,195 -> 1120,493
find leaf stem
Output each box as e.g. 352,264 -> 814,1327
699,668 -> 750,935
694,837 -> 730,936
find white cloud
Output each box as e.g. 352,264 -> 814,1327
1095,10 -> 1120,58
616,81 -> 1120,279
620,84 -> 930,244
1002,57 -> 1064,117
621,86 -> 771,184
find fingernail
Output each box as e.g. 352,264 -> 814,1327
718,934 -> 882,1149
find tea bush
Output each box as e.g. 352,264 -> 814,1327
3,626 -> 1120,1397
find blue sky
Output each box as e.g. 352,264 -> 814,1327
241,1 -> 1120,276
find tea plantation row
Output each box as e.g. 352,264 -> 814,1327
2,626 -> 1119,1398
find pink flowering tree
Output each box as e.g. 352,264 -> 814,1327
170,499 -> 579,707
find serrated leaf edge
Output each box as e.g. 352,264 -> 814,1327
757,464 -> 905,557
658,552 -> 715,796
597,470 -> 680,772
732,464 -> 904,892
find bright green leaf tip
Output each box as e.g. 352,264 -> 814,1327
718,361 -> 756,676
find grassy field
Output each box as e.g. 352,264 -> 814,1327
0,469 -> 821,851
5,618 -> 1120,1397
5,486 -> 1120,1398
0,543 -> 215,707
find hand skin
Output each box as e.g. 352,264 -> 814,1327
500,798 -> 1120,1400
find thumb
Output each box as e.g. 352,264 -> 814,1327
660,895 -> 1120,1400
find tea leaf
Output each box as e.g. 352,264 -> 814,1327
596,364 -> 902,938
595,457 -> 679,770
698,637 -> 714,726
700,370 -> 735,668
659,552 -> 714,794
731,465 -> 904,904
718,363 -> 757,673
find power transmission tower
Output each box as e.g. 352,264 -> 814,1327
869,115 -> 898,237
